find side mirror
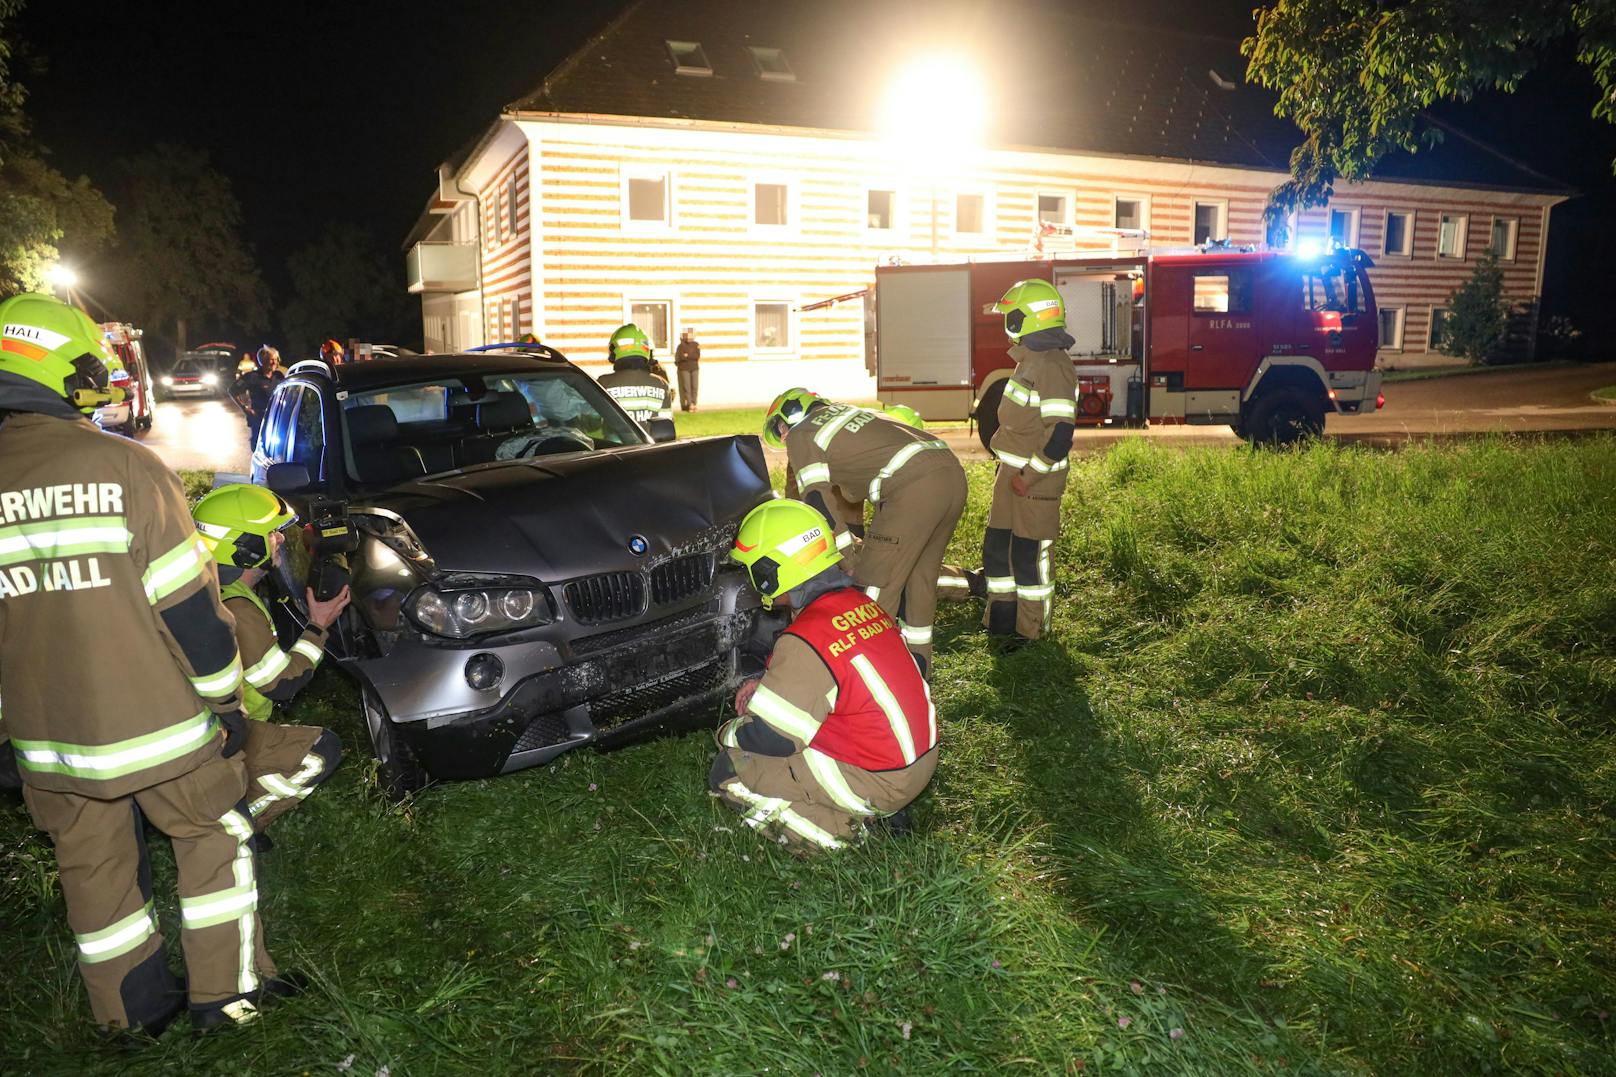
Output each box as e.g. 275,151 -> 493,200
646,418 -> 677,443
266,462 -> 313,496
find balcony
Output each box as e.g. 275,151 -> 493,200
406,242 -> 478,294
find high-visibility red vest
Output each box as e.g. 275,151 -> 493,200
784,588 -> 936,771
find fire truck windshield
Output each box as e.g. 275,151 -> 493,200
1303,263 -> 1365,314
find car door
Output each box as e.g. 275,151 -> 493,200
250,382 -> 299,483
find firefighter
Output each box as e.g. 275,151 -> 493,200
319,338 -> 345,365
0,294 -> 295,1035
597,323 -> 673,425
711,499 -> 938,850
952,279 -> 1077,644
192,484 -> 346,834
764,388 -> 966,674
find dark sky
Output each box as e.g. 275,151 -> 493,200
16,0 -> 1616,345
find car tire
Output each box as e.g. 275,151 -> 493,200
974,378 -> 1007,452
1245,388 -> 1323,448
361,682 -> 428,797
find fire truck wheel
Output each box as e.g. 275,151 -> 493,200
1246,389 -> 1324,447
974,379 -> 1007,452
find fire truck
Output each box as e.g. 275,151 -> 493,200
871,246 -> 1385,447
93,321 -> 156,437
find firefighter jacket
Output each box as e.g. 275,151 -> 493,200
784,403 -> 953,553
220,579 -> 326,722
721,588 -> 936,772
598,366 -> 673,424
0,413 -> 243,798
988,329 -> 1078,483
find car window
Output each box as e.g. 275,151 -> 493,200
289,386 -> 326,476
340,368 -> 646,482
258,385 -> 298,462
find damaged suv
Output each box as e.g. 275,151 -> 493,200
249,348 -> 774,793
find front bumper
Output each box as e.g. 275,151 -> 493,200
1327,369 -> 1383,414
347,579 -> 776,781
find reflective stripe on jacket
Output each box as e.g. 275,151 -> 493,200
220,579 -> 326,722
988,343 -> 1078,477
782,588 -> 936,771
785,404 -> 957,539
598,369 -> 674,423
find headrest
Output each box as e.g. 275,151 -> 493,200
346,404 -> 398,444
476,391 -> 532,431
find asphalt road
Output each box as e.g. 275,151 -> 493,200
131,366 -> 1616,475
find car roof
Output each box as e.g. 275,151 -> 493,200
298,351 -> 576,393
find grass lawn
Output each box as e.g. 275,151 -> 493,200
4,438 -> 1615,1074
674,403 -> 967,440
1593,385 -> 1616,404
1380,360 -> 1578,384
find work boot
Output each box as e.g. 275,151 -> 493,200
101,994 -> 185,1047
965,569 -> 988,600
864,808 -> 913,839
191,972 -> 309,1034
988,633 -> 1032,655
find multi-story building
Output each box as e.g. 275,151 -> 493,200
404,0 -> 1570,406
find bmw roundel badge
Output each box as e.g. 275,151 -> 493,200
627,535 -> 649,556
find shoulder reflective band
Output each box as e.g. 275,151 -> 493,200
13,712 -> 217,782
866,440 -> 947,504
850,653 -> 916,766
747,684 -> 822,742
1039,398 -> 1077,419
796,462 -> 832,488
143,535 -> 207,604
0,516 -> 132,567
803,747 -> 874,816
76,900 -> 157,964
812,407 -> 861,450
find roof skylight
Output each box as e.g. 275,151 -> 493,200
749,46 -> 795,82
667,40 -> 713,77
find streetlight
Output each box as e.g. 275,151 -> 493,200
879,54 -> 988,260
45,263 -> 80,307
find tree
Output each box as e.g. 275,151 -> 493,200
1242,1 -> 1616,235
104,145 -> 269,348
0,0 -> 115,296
1443,254 -> 1509,363
280,223 -> 418,358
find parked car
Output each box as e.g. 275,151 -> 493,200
249,348 -> 775,793
159,355 -> 223,398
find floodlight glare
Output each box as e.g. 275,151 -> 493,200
880,54 -> 987,155
1295,238 -> 1323,259
45,264 -> 79,290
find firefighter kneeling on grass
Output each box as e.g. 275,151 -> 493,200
192,484 -> 344,838
710,500 -> 938,851
0,293 -> 301,1037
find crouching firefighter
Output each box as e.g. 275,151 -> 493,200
597,323 -> 673,425
192,484 -> 345,833
940,279 -> 1076,644
0,294 -> 299,1035
763,388 -> 966,675
710,500 -> 938,851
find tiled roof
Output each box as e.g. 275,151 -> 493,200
507,0 -> 1568,194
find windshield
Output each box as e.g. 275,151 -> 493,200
339,367 -> 647,482
1303,261 -> 1366,314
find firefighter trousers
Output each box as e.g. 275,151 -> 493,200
982,464 -> 1064,639
244,722 -> 343,832
710,743 -> 937,851
854,457 -> 968,669
22,751 -> 275,1030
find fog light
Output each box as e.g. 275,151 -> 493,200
464,652 -> 503,691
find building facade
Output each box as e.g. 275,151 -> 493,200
405,1 -> 1569,406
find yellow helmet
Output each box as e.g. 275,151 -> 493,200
730,499 -> 841,609
883,404 -> 925,429
193,483 -> 294,569
761,387 -> 821,449
0,293 -> 124,413
993,278 -> 1065,342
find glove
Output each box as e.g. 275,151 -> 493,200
219,710 -> 248,759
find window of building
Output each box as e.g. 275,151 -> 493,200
505,175 -> 519,238
1437,214 -> 1467,259
954,192 -> 986,235
1378,306 -> 1405,350
1193,201 -> 1227,244
1192,269 -> 1251,313
629,300 -> 672,352
1489,217 -> 1519,260
866,189 -> 896,230
494,185 -> 510,243
748,46 -> 794,81
666,40 -> 712,76
1429,307 -> 1451,351
623,171 -> 670,228
753,301 -> 792,353
1329,207 -> 1360,248
1266,210 -> 1298,250
1382,210 -> 1413,257
1037,193 -> 1069,226
1113,196 -> 1147,232
754,181 -> 789,227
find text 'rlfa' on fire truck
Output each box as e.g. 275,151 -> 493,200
869,246 -> 1386,447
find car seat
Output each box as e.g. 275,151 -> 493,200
346,404 -> 425,484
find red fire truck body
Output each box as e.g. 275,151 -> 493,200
872,247 -> 1385,446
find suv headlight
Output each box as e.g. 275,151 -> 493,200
406,582 -> 555,638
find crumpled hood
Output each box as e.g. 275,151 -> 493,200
362,435 -> 771,580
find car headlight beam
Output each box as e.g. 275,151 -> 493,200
406,584 -> 553,638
